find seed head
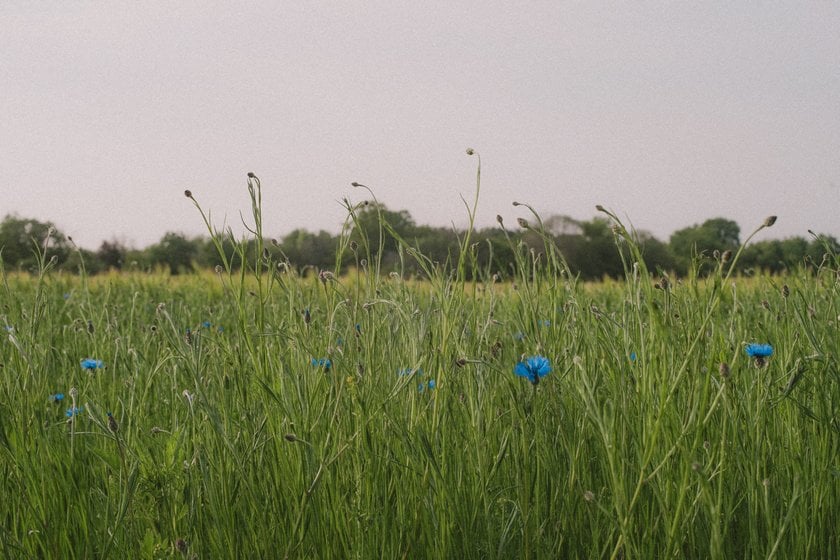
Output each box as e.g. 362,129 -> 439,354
782,284 -> 789,298
284,433 -> 298,442
721,250 -> 732,263
107,412 -> 118,433
183,189 -> 193,198
175,538 -> 188,554
583,490 -> 595,502
247,172 -> 256,179
762,215 -> 777,228
595,204 -> 605,212
465,147 -> 475,155
69,386 -> 78,399
496,214 -> 504,226
517,217 -> 530,229
718,362 -> 730,379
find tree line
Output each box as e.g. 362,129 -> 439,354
0,207 -> 836,280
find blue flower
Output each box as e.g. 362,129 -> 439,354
201,321 -> 212,329
513,332 -> 526,341
540,320 -> 551,327
80,358 -> 104,370
745,344 -> 773,358
312,358 -> 332,370
49,393 -> 64,403
514,355 -> 552,385
629,352 -> 637,363
418,379 -> 436,392
217,326 -> 224,333
65,406 -> 84,418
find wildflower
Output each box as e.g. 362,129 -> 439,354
65,406 -> 84,418
80,358 -> 104,370
312,358 -> 332,371
49,393 -> 64,404
303,308 -> 311,324
762,216 -> 777,228
514,355 -> 552,385
746,343 -> 773,367
418,379 -> 436,392
629,352 -> 637,363
217,326 -> 224,333
745,344 -> 773,358
540,320 -> 550,327
513,332 -> 526,341
201,321 -> 212,328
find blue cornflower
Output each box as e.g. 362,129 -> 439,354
629,352 -> 637,363
336,337 -> 344,347
745,344 -> 773,358
65,406 -> 84,418
49,393 -> 65,404
312,358 -> 332,370
80,358 -> 104,370
201,321 -> 212,329
63,293 -> 71,300
3,325 -> 13,333
540,320 -> 551,327
217,326 -> 224,333
514,355 -> 552,385
418,379 -> 436,392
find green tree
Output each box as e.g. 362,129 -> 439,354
669,218 -> 740,275
0,214 -> 71,271
147,232 -> 200,274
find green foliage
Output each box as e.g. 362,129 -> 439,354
0,178 -> 838,558
0,214 -> 71,271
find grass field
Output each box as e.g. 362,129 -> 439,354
1,183 -> 838,558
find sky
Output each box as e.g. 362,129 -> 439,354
1,2 -> 838,250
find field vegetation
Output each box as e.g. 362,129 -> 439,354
1,170 -> 838,558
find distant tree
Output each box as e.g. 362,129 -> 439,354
96,239 -> 127,270
147,232 -> 199,274
349,204 -> 417,270
669,218 -> 740,275
277,229 -> 337,271
0,214 -> 71,271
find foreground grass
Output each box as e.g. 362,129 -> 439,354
2,171 -> 839,558
1,260 -> 837,559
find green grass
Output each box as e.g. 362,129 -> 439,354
1,180 -> 838,559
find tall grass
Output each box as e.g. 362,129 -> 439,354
0,170 -> 838,559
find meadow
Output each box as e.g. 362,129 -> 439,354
1,178 -> 838,559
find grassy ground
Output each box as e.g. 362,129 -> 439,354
1,185 -> 838,558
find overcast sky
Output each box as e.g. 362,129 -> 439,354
2,2 -> 838,250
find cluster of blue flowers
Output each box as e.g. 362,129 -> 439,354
312,358 -> 332,371
65,406 -> 84,418
418,379 -> 436,393
49,393 -> 64,404
80,358 -> 103,370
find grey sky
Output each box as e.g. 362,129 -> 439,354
2,2 -> 838,250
